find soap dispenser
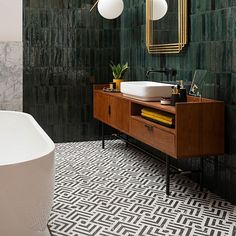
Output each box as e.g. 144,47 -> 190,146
179,80 -> 187,102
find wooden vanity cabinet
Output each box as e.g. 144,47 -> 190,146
93,85 -> 224,195
93,85 -> 224,159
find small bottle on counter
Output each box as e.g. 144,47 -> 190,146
109,82 -> 116,90
171,85 -> 179,106
179,80 -> 187,102
170,81 -> 187,106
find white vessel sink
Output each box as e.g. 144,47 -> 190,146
120,81 -> 173,101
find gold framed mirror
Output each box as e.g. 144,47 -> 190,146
146,0 -> 188,54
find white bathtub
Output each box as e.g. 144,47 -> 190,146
0,111 -> 55,236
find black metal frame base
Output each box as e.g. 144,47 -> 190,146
102,122 -> 105,149
100,122 -> 219,196
166,155 -> 170,195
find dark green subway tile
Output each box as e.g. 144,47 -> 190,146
232,41 -> 236,73
231,73 -> 236,104
29,0 -> 41,8
215,72 -> 232,103
226,105 -> 236,154
232,8 -> 236,39
226,8 -> 233,40
229,0 -> 236,6
215,0 -> 229,9
209,42 -> 217,71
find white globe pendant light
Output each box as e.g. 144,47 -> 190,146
151,0 -> 168,21
98,0 -> 124,20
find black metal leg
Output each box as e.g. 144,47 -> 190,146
102,122 -> 105,149
214,156 -> 219,191
200,157 -> 204,191
126,135 -> 129,147
166,155 -> 170,195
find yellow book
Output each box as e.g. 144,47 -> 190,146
141,108 -> 174,123
141,112 -> 173,125
142,108 -> 174,118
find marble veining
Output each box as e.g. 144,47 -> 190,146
0,42 -> 23,111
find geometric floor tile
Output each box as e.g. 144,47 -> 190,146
48,140 -> 236,236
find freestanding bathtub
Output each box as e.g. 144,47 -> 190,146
0,111 -> 55,236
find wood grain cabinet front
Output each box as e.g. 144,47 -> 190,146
109,96 -> 130,133
130,116 -> 176,157
93,90 -> 130,134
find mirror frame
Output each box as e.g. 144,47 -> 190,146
146,0 -> 188,54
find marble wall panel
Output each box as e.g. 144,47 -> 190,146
0,42 -> 23,111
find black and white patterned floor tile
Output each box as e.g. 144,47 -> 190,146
48,140 -> 236,236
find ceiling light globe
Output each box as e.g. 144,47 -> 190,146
98,0 -> 124,20
152,0 -> 168,21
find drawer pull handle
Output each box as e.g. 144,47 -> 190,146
145,124 -> 154,131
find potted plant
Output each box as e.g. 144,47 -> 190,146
110,62 -> 129,90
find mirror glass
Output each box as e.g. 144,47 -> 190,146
153,0 -> 178,45
146,0 -> 188,54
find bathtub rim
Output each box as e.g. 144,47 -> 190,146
0,110 -> 55,166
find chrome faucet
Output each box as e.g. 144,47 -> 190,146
146,68 -> 177,81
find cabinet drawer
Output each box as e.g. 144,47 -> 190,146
130,117 -> 176,157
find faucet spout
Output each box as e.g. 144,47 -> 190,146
146,68 -> 177,81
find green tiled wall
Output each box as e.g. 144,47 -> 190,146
23,0 -> 120,142
120,0 -> 236,203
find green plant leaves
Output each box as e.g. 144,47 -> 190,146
110,62 -> 129,80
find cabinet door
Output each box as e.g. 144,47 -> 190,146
109,96 -> 130,133
93,91 -> 110,124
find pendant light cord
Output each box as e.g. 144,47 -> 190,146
90,0 -> 99,12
